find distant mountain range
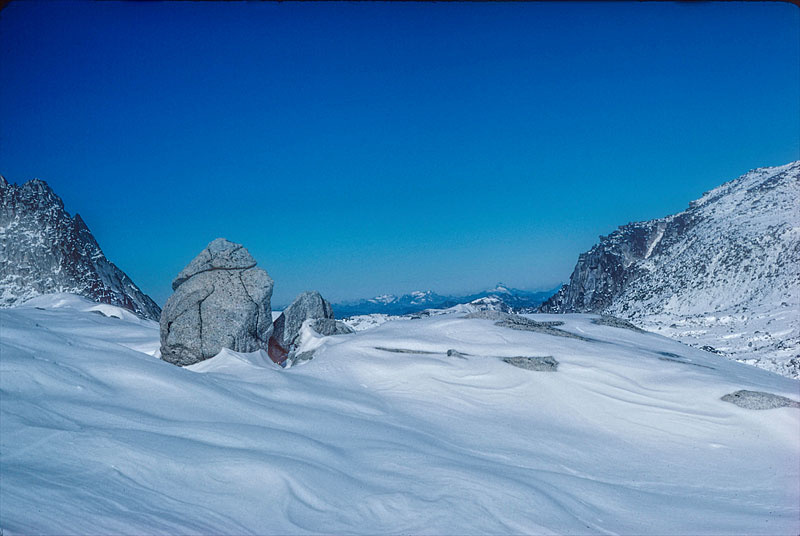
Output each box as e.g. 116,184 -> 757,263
0,176 -> 161,320
541,161 -> 800,378
4,161 -> 797,379
332,283 -> 559,317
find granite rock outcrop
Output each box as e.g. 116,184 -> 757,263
160,238 -> 273,366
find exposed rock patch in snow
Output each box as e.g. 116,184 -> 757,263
464,310 -> 591,340
495,316 -> 591,341
592,315 -> 646,333
374,346 -> 438,355
503,355 -> 559,371
657,355 -> 716,370
721,390 -> 800,410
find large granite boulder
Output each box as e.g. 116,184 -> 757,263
160,238 -> 273,366
268,290 -> 352,364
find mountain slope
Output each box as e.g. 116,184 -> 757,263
0,176 -> 161,319
541,161 -> 800,378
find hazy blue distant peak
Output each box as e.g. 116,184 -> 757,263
333,284 -> 561,318
488,283 -> 512,294
368,294 -> 399,305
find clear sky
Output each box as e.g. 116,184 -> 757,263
1,1 -> 798,306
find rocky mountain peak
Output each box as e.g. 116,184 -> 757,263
0,176 -> 161,320
13,178 -> 64,211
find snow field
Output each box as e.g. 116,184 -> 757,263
1,294 -> 798,534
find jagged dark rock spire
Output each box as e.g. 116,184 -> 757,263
0,175 -> 161,319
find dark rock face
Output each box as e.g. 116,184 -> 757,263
0,176 -> 161,320
539,162 -> 800,378
269,290 -> 336,364
539,219 -> 678,315
160,239 -> 273,366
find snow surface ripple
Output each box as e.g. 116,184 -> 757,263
1,294 -> 798,534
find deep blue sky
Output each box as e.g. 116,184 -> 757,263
2,2 -> 798,306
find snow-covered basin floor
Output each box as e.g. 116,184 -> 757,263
1,295 -> 798,534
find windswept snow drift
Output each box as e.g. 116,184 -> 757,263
1,294 -> 798,534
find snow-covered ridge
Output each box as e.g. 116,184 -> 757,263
1,294 -> 797,533
541,161 -> 800,378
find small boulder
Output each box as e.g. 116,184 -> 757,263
160,238 -> 273,366
269,290 -> 343,364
